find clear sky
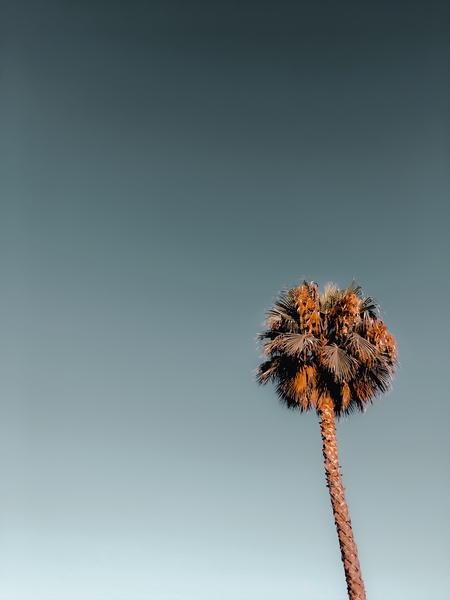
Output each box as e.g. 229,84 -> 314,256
1,2 -> 449,599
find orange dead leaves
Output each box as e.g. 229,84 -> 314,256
352,379 -> 373,404
327,293 -> 360,338
366,320 -> 397,363
341,383 -> 351,410
294,283 -> 321,336
294,364 -> 319,409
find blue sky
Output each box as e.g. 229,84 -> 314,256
1,2 -> 449,599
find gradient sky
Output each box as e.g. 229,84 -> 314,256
1,2 -> 449,599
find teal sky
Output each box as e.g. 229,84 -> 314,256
1,2 -> 449,599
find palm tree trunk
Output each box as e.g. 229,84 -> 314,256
319,396 -> 366,600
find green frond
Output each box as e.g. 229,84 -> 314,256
343,279 -> 363,299
319,283 -> 343,312
320,280 -> 368,314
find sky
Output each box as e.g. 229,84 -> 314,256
0,1 -> 449,599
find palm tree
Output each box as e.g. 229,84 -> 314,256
256,280 -> 397,600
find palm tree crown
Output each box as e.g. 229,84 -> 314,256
257,280 -> 397,417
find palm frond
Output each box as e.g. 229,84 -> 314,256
261,333 -> 288,356
282,333 -> 322,357
268,288 -> 298,315
255,355 -> 299,386
369,362 -> 395,392
261,332 -> 320,358
255,358 -> 281,385
344,279 -> 363,299
358,296 -> 379,319
345,332 -> 378,364
256,329 -> 277,342
319,283 -> 343,312
266,289 -> 300,333
320,344 -> 357,383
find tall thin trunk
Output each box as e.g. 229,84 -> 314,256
319,396 -> 366,600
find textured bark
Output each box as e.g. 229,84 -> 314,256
319,397 -> 366,600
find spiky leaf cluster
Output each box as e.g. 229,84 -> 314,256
256,281 -> 397,416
